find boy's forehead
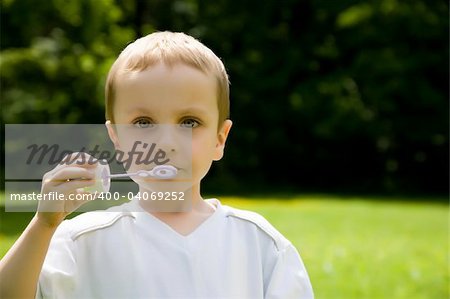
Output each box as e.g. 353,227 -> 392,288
116,63 -> 215,88
115,65 -> 217,102
113,63 -> 219,118
125,105 -> 210,116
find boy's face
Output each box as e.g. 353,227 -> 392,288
106,63 -> 231,190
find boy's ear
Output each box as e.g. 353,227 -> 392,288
105,120 -> 121,150
213,119 -> 233,161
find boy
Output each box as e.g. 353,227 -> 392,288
0,31 -> 314,298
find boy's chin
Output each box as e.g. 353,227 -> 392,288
136,183 -> 194,212
135,179 -> 194,193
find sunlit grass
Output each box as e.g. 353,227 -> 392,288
221,196 -> 448,299
1,194 -> 448,298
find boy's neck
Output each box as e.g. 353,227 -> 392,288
136,184 -> 216,236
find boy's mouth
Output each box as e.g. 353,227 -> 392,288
148,164 -> 179,179
149,164 -> 181,171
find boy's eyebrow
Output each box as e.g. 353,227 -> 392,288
126,106 -> 209,116
127,107 -> 152,114
177,107 -> 209,116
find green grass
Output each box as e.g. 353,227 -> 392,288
1,195 -> 448,299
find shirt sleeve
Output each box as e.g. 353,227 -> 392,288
264,244 -> 314,299
35,221 -> 78,299
34,283 -> 43,299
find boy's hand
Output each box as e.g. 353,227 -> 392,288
36,152 -> 98,228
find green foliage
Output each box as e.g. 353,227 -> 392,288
1,0 -> 133,123
1,0 -> 448,194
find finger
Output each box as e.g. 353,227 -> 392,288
64,190 -> 98,213
45,167 -> 96,186
38,190 -> 94,214
74,190 -> 100,202
51,178 -> 96,193
59,152 -> 98,167
46,153 -> 98,179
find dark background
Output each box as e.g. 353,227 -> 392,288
1,0 -> 448,195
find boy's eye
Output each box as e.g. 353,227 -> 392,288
133,118 -> 154,128
180,119 -> 199,128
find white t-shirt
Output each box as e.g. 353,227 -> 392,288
36,199 -> 313,299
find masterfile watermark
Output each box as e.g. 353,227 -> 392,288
8,191 -> 185,202
5,124 -> 193,212
10,192 -> 79,201
26,141 -> 170,170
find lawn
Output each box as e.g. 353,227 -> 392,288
1,195 -> 448,299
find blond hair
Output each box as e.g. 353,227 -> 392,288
105,31 -> 230,126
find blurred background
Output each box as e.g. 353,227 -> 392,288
1,0 -> 448,298
1,0 -> 448,195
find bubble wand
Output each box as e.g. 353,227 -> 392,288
86,162 -> 177,193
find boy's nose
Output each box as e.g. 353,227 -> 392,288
156,125 -> 179,154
